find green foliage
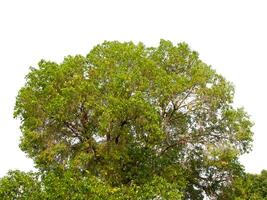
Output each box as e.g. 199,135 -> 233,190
0,169 -> 183,200
0,170 -> 43,200
219,170 -> 267,200
9,40 -> 254,199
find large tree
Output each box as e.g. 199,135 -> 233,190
13,40 -> 253,199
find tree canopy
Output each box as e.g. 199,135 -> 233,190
1,40 -> 254,199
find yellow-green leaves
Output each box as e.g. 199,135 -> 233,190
0,171 -> 43,200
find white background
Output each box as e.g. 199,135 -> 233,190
0,0 -> 267,177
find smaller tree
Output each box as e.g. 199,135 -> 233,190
219,170 -> 267,200
0,170 -> 43,200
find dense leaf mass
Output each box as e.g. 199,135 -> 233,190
12,40 -> 253,199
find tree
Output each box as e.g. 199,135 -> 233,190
219,170 -> 267,200
0,170 -> 43,200
12,40 -> 253,199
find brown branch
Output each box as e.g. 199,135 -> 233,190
160,136 -> 190,155
64,122 -> 83,142
175,85 -> 196,110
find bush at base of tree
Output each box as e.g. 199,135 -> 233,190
0,169 -> 184,200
